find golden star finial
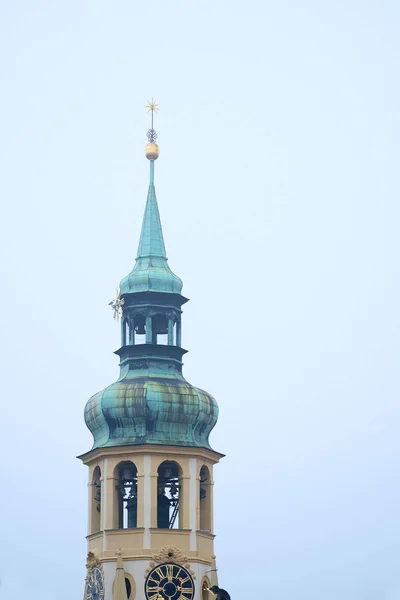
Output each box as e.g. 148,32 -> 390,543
146,98 -> 159,113
145,98 -> 159,141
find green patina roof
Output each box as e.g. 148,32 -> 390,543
84,370 -> 218,450
120,161 -> 182,295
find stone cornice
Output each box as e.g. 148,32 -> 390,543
99,553 -> 213,565
78,443 -> 224,465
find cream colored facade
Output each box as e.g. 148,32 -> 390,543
80,444 -> 223,600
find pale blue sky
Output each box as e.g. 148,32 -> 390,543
0,1 -> 399,599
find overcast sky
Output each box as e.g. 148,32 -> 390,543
0,1 -> 399,599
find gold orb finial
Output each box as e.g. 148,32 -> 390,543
145,143 -> 160,160
145,98 -> 159,160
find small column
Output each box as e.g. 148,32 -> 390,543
121,319 -> 126,347
136,472 -> 145,529
145,316 -> 152,344
87,467 -> 93,535
150,461 -> 159,529
210,476 -> 215,534
143,455 -> 152,548
189,457 -> 198,551
129,320 -> 135,345
176,319 -> 182,347
180,471 -> 191,530
168,318 -> 174,345
104,459 -> 116,532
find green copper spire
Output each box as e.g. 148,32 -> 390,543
136,161 -> 166,259
119,107 -> 182,295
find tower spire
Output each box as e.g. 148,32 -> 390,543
136,100 -> 165,259
136,99 -> 165,258
120,100 -> 182,294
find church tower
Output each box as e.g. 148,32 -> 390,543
79,104 -> 223,600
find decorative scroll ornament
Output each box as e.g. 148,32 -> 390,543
85,552 -> 105,600
86,551 -> 102,570
146,546 -> 196,580
147,128 -> 158,143
108,287 -> 125,321
152,545 -> 188,564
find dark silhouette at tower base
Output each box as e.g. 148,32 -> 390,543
209,585 -> 231,600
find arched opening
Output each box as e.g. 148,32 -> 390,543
91,466 -> 101,533
199,466 -> 211,532
133,314 -> 146,345
125,577 -> 132,599
117,461 -> 138,529
202,578 -> 211,600
152,313 -> 168,345
157,461 -> 182,529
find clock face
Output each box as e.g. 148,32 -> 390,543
87,565 -> 104,600
145,562 -> 195,600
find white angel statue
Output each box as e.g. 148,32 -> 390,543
108,288 -> 125,321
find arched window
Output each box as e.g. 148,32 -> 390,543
133,314 -> 146,345
199,466 -> 211,532
117,462 -> 138,529
152,313 -> 168,345
91,466 -> 101,533
157,461 -> 182,529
